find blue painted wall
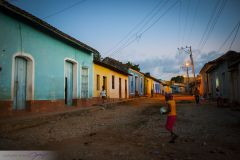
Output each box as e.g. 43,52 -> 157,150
128,69 -> 144,96
0,12 -> 93,101
171,85 -> 179,93
153,81 -> 161,94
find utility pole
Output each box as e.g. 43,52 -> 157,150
189,46 -> 196,84
178,46 -> 197,92
187,67 -> 189,92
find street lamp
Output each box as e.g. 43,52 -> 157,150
181,61 -> 190,94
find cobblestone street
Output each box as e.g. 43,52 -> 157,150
0,96 -> 240,160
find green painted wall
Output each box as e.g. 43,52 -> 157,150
0,12 -> 93,101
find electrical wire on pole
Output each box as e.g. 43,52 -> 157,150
177,46 -> 196,91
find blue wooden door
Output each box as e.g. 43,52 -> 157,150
14,57 -> 27,110
65,61 -> 73,106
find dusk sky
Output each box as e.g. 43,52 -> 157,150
8,0 -> 240,80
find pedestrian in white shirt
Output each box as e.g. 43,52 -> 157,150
100,86 -> 107,103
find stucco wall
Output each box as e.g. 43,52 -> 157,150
229,63 -> 240,103
208,61 -> 230,99
0,12 -> 93,101
144,77 -> 154,96
153,81 -> 161,94
128,69 -> 144,96
93,64 -> 128,99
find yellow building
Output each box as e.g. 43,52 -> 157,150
164,85 -> 172,94
93,61 -> 129,99
144,74 -> 154,96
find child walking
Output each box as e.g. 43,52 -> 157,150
165,93 -> 178,143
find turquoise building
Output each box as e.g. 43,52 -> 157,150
0,1 -> 99,114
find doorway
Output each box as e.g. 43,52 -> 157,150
65,61 -> 73,106
103,76 -> 107,90
119,78 -> 122,98
125,79 -> 127,98
13,57 -> 27,110
81,67 -> 89,98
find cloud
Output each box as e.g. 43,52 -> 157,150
133,50 -> 224,80
135,57 -> 181,80
193,50 -> 223,73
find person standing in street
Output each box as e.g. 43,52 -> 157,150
194,87 -> 200,104
165,92 -> 169,103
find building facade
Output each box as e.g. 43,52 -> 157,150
144,76 -> 153,96
128,68 -> 144,97
199,51 -> 240,104
0,1 -> 98,115
199,62 -> 215,96
93,61 -> 129,100
228,59 -> 240,104
171,83 -> 186,93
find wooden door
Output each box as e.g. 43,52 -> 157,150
14,57 -> 27,110
125,80 -> 127,98
119,78 -> 122,98
103,76 -> 107,90
135,76 -> 138,93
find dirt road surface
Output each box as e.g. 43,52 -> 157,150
0,97 -> 240,160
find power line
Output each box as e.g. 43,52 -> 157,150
109,0 -> 180,57
187,0 -> 200,45
229,21 -> 240,50
178,0 -> 182,47
7,0 -> 19,2
182,0 -> 191,45
200,0 -> 227,51
104,0 -> 160,55
107,0 -> 168,57
134,0 -> 169,37
141,1 -> 180,35
218,21 -> 240,51
42,0 -> 87,19
105,0 -> 167,56
198,0 -> 221,49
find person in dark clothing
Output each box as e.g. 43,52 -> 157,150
165,92 -> 169,103
194,88 -> 200,104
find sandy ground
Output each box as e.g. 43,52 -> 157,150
0,97 -> 240,160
